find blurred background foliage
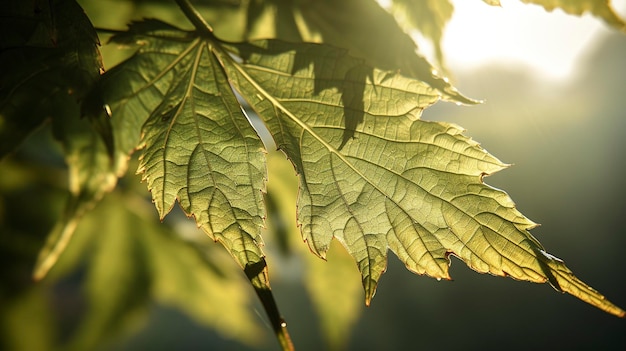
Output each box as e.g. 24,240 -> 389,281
1,0 -> 625,350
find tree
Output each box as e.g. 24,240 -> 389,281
1,0 -> 624,350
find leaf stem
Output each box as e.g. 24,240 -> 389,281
174,0 -> 214,37
245,259 -> 295,351
254,285 -> 294,351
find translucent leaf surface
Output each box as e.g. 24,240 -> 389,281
221,39 -> 624,316
86,19 -> 292,347
85,19 -> 268,276
87,15 -> 623,321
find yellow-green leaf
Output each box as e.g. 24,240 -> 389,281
222,39 -> 624,316
86,19 -> 294,346
87,20 -> 268,276
88,15 -> 624,324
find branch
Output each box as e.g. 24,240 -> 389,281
174,0 -> 214,37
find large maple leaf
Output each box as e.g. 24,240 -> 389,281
81,17 -> 624,319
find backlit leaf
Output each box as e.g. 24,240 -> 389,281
87,15 -> 623,330
87,20 -> 267,272
221,38 -> 624,316
109,20 -> 268,274
85,20 -> 291,344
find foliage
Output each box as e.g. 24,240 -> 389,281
1,0 -> 625,350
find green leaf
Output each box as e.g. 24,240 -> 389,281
92,14 -> 623,328
519,0 -> 626,31
297,0 -> 477,104
0,0 -> 103,158
389,0 -> 455,69
221,39 -> 624,317
105,19 -> 268,274
89,18 -> 292,347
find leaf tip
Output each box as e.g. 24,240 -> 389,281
364,286 -> 376,307
362,275 -> 381,307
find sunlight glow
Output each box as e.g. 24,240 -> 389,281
442,0 -> 626,80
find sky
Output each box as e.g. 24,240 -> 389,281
441,0 -> 626,80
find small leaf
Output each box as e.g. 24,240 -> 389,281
520,0 -> 626,31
